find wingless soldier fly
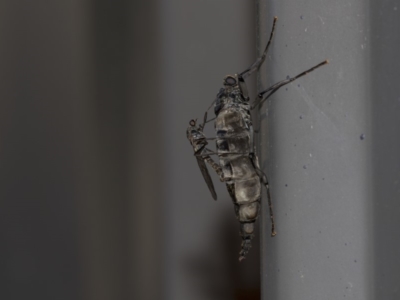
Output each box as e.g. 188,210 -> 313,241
187,17 -> 328,261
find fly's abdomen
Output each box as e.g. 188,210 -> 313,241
229,157 -> 261,222
215,107 -> 261,214
215,106 -> 260,260
215,107 -> 252,180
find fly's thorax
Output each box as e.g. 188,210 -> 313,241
214,92 -> 247,114
214,74 -> 249,116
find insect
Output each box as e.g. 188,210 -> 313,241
187,17 -> 328,261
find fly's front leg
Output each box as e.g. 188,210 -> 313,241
251,153 -> 277,237
239,17 -> 278,80
237,17 -> 278,101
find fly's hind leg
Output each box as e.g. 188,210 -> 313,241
251,154 -> 277,237
239,17 -> 278,79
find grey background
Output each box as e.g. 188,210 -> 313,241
0,1 -> 399,300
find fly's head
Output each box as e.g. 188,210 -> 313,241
186,119 -> 207,153
215,74 -> 247,115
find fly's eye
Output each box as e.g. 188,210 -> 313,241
224,76 -> 236,86
189,119 -> 196,126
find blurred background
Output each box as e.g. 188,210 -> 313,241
0,1 -> 260,300
1,1 -> 400,300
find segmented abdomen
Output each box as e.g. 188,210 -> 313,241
215,107 -> 261,221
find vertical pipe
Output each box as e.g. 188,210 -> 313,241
259,1 -> 374,299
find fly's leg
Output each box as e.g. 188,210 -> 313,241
237,17 -> 278,101
239,17 -> 278,80
251,154 -> 277,237
255,169 -> 276,237
200,93 -> 219,128
251,60 -> 329,110
203,17 -> 278,123
199,111 -> 216,131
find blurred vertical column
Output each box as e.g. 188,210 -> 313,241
370,1 -> 400,299
0,1 -> 90,299
258,1 -> 377,299
130,1 -> 163,300
75,0 -> 164,299
0,0 -> 165,299
79,1 -> 133,300
160,1 -> 258,300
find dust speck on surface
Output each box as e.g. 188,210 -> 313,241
360,133 -> 365,140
